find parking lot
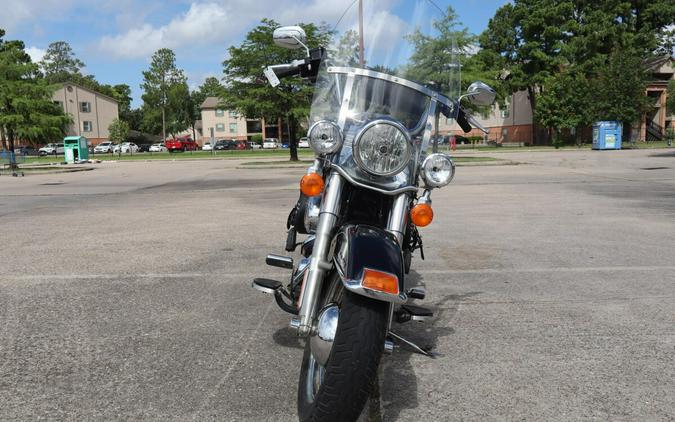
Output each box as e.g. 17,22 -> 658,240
1,149 -> 674,421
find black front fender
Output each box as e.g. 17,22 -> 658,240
333,224 -> 407,303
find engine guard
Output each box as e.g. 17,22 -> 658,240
333,224 -> 407,304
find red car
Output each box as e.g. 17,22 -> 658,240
165,136 -> 198,152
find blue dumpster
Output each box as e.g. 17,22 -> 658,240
592,121 -> 622,150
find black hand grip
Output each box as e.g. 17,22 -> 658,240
274,66 -> 301,79
457,108 -> 472,133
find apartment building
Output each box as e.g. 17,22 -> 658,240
52,83 -> 119,144
439,90 -> 534,144
200,97 -> 262,144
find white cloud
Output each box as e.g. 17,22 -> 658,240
0,0 -> 73,31
25,46 -> 46,63
98,2 -> 235,59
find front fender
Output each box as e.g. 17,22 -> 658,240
333,224 -> 407,304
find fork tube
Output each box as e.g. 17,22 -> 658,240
386,193 -> 410,245
296,171 -> 344,336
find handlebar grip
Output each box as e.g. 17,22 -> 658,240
457,108 -> 473,133
274,66 -> 301,79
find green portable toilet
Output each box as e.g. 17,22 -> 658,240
63,136 -> 89,163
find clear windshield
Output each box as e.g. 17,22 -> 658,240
310,0 -> 460,131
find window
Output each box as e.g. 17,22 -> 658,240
83,121 -> 92,132
501,109 -> 510,119
80,102 -> 91,113
229,111 -> 238,118
215,109 -> 224,117
229,123 -> 237,133
53,100 -> 63,108
216,123 -> 225,132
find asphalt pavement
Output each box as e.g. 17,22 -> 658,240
1,149 -> 674,421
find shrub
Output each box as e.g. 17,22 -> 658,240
250,134 -> 263,144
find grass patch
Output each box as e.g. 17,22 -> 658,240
23,149 -> 315,164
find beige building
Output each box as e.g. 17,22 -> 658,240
439,90 -> 534,144
200,97 -> 262,144
52,83 -> 119,144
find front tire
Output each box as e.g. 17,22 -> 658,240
298,287 -> 388,422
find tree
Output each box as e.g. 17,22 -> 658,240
108,118 -> 129,157
0,30 -> 71,170
141,48 -> 187,140
667,79 -> 675,116
222,19 -> 332,161
40,41 -> 85,83
479,0 -> 675,144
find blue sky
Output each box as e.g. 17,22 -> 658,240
1,0 -> 509,107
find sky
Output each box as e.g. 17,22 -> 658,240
1,0 -> 510,107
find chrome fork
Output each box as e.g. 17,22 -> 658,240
293,171 -> 344,337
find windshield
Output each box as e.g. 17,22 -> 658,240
310,0 -> 460,132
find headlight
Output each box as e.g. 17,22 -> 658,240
308,120 -> 343,154
353,120 -> 412,177
421,153 -> 455,188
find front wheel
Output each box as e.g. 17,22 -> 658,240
298,283 -> 388,422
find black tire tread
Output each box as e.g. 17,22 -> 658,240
298,291 -> 387,422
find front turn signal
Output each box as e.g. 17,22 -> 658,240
362,268 -> 399,295
410,203 -> 433,227
300,173 -> 324,197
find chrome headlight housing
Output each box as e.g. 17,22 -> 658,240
308,120 -> 343,154
421,153 -> 455,188
353,120 -> 412,177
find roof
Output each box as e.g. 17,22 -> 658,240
201,97 -> 223,109
58,82 -> 120,104
644,55 -> 674,73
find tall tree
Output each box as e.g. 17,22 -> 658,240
222,19 -> 332,161
40,41 -> 85,83
479,0 -> 675,144
0,30 -> 71,169
141,48 -> 187,139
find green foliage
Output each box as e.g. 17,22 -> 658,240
0,30 -> 71,168
250,133 -> 263,144
479,0 -> 675,141
108,118 -> 129,143
40,41 -> 85,83
222,19 -> 332,160
141,48 -> 189,137
191,77 -> 223,116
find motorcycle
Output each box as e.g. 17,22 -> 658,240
252,1 -> 496,420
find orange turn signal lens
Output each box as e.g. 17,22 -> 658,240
410,203 -> 433,227
362,268 -> 399,295
300,173 -> 324,197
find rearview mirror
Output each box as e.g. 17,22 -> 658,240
465,81 -> 496,106
273,26 -> 307,50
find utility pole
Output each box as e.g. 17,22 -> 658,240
358,0 -> 365,67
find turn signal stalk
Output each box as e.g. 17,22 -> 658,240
410,203 -> 433,227
300,173 -> 324,196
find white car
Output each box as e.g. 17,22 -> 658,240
116,142 -> 138,153
263,138 -> 279,149
202,142 -> 213,151
149,143 -> 167,152
94,141 -> 115,153
39,143 -> 64,156
298,137 -> 310,148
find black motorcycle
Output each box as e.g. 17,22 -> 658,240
252,1 -> 496,420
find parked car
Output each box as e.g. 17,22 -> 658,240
136,143 -> 153,152
94,141 -> 115,154
298,137 -> 310,148
148,143 -> 167,152
247,141 -> 262,150
165,136 -> 198,152
120,142 -> 139,153
281,142 -> 289,149
263,138 -> 279,149
202,142 -> 213,151
232,140 -> 247,150
39,143 -> 64,156
214,140 -> 229,150
16,146 -> 39,156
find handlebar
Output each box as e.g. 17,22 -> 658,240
264,47 -> 325,87
457,106 -> 488,134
